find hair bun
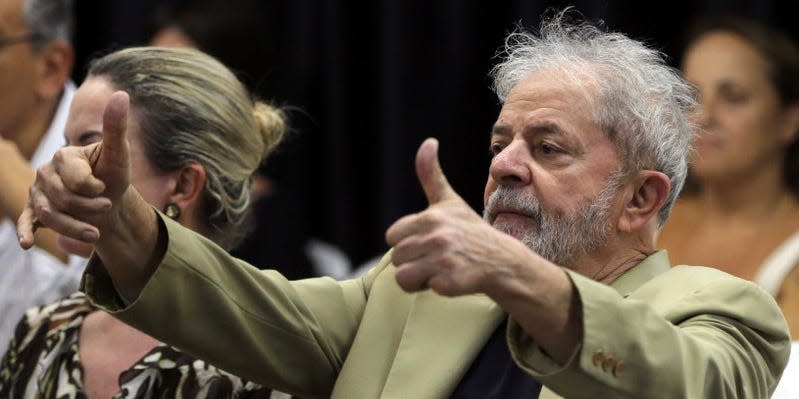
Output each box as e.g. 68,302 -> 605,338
252,101 -> 287,160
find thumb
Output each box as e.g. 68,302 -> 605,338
415,138 -> 458,205
92,91 -> 131,198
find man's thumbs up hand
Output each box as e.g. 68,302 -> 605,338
91,91 -> 132,200
18,91 -> 132,248
415,138 -> 461,206
386,138 -> 525,297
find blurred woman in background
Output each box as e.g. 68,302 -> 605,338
658,15 -> 799,397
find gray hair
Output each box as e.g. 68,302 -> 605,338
22,0 -> 74,50
490,9 -> 698,224
88,47 -> 287,249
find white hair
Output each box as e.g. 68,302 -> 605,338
490,9 -> 698,224
22,0 -> 74,49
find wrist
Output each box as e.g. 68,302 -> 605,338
94,187 -> 165,302
486,249 -> 583,364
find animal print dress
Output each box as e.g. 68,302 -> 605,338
0,292 -> 284,398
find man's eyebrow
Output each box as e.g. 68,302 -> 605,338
523,122 -> 565,137
490,124 -> 512,138
490,122 -> 567,139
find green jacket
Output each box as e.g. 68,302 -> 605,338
82,215 -> 790,398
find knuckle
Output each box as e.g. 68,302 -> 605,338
395,273 -> 415,292
390,246 -> 406,264
438,255 -> 457,270
418,209 -> 442,226
427,208 -> 445,222
32,200 -> 47,215
36,207 -> 53,224
34,164 -> 50,181
428,231 -> 453,248
74,177 -> 93,194
53,148 -> 65,162
429,276 -> 455,296
48,192 -> 68,210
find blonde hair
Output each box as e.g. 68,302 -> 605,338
88,47 -> 286,249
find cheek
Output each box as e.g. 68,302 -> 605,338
0,63 -> 35,117
131,173 -> 172,209
128,147 -> 172,208
718,100 -> 778,138
724,114 -> 782,159
723,110 -> 758,137
547,177 -> 595,213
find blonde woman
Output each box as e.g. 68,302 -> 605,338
0,47 -> 290,399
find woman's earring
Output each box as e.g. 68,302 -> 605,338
164,203 -> 181,220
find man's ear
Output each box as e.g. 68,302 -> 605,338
168,163 -> 207,223
618,170 -> 671,233
34,40 -> 74,100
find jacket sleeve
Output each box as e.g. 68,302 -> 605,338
81,213 -> 380,399
506,267 -> 791,399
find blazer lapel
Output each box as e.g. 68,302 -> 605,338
379,291 -> 504,398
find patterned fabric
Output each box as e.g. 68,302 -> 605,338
0,292 -> 280,399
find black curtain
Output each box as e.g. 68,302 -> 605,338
73,0 -> 799,265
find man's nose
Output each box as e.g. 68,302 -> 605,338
489,141 -> 532,186
695,96 -> 716,129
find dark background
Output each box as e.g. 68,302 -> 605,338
70,0 -> 799,266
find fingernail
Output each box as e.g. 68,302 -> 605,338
82,230 -> 99,242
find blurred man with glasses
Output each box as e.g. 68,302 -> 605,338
0,0 -> 77,353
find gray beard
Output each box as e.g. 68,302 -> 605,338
483,174 -> 622,266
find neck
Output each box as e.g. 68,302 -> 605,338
698,163 -> 794,222
568,249 -> 655,285
5,96 -> 60,160
566,235 -> 654,285
90,311 -> 159,343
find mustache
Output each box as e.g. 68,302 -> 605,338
483,186 -> 542,224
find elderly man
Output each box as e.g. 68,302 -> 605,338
0,0 -> 79,353
19,11 -> 789,399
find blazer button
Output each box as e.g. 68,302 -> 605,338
592,349 -> 605,367
613,360 -> 625,377
602,355 -> 615,372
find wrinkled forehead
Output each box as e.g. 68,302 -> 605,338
501,67 -> 605,124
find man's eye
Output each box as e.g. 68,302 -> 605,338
540,143 -> 560,155
718,84 -> 749,105
720,90 -> 748,105
489,143 -> 505,156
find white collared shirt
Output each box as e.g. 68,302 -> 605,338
0,81 -> 87,355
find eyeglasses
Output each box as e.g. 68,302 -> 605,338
0,33 -> 42,50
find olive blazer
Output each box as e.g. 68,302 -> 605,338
82,215 -> 790,399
